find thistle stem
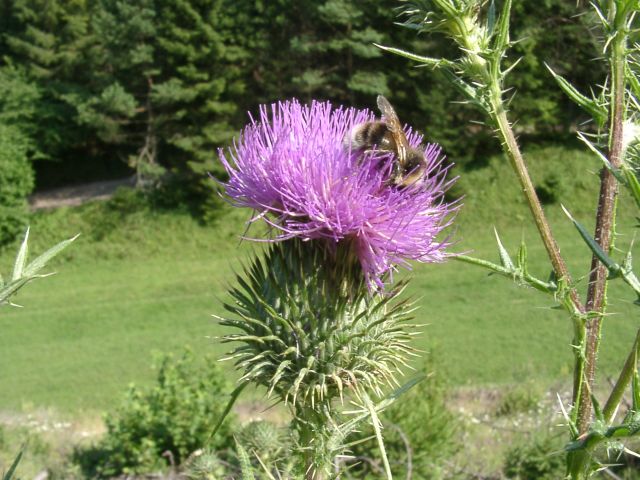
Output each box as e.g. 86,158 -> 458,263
489,93 -> 584,312
602,330 -> 640,423
293,409 -> 333,480
488,88 -> 592,444
577,25 -> 626,437
566,7 -> 629,476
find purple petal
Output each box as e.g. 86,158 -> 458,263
219,99 -> 460,288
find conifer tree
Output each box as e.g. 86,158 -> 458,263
0,0 -> 610,192
2,0 -> 93,160
287,0 -> 389,104
84,0 -> 158,185
151,0 -> 247,178
87,0 -> 250,193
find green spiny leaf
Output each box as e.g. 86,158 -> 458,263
577,132 -> 610,167
622,165 -> 640,210
486,0 -> 497,36
235,439 -> 256,480
11,227 -> 29,282
623,243 -> 634,274
626,62 -> 640,103
563,206 -> 619,273
209,383 -> 247,442
494,228 -> 514,270
604,330 -> 640,422
268,360 -> 292,396
633,367 -> 640,411
517,239 -> 528,275
375,44 -> 457,70
547,65 -> 608,125
493,0 -> 512,54
3,446 -> 24,480
23,234 -> 79,277
363,393 -> 393,480
440,67 -> 490,112
592,391 -> 604,423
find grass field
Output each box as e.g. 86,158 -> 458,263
0,144 -> 638,415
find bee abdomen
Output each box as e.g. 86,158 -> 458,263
344,121 -> 394,152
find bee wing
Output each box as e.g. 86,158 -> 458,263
376,95 -> 410,165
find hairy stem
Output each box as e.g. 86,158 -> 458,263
489,88 -> 591,435
603,330 -> 640,423
578,29 -> 626,436
489,92 -> 583,311
293,409 -> 332,480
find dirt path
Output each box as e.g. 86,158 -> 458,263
29,176 -> 135,210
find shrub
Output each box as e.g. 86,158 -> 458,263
495,383 -> 543,417
0,123 -> 34,245
535,172 -> 565,205
237,421 -> 288,467
82,187 -> 144,242
503,432 -> 565,480
182,448 -> 229,479
344,353 -> 460,479
74,349 -> 236,478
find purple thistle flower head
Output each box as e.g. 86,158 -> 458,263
219,99 -> 459,289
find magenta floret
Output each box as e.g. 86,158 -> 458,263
219,99 -> 458,288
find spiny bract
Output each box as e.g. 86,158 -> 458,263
219,239 -> 419,409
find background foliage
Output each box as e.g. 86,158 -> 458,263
0,124 -> 33,245
0,0 -> 605,243
73,349 -> 236,478
0,1 -> 631,477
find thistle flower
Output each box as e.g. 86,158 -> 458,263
221,239 -> 417,407
217,99 -> 457,478
219,99 -> 457,289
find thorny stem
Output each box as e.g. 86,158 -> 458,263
450,4 -> 580,303
454,5 -> 626,475
489,90 -> 584,312
602,330 -> 640,423
577,25 -> 627,437
293,409 -> 332,480
488,85 -> 593,454
486,74 -> 604,480
454,3 -> 591,442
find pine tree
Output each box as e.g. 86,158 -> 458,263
0,62 -> 41,154
80,0 -> 251,191
508,1 -> 603,133
2,0 -> 93,160
152,0 -> 245,164
83,0 -> 158,185
286,0 -> 389,104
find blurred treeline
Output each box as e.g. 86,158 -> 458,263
0,0 -> 603,237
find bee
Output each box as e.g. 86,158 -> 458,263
345,95 -> 426,187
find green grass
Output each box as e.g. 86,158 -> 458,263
0,144 -> 638,414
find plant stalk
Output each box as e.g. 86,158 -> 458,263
489,94 -> 583,312
489,90 -> 592,437
577,28 -> 626,436
602,330 -> 640,423
293,409 -> 332,480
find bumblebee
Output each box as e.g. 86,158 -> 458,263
345,95 -> 426,187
